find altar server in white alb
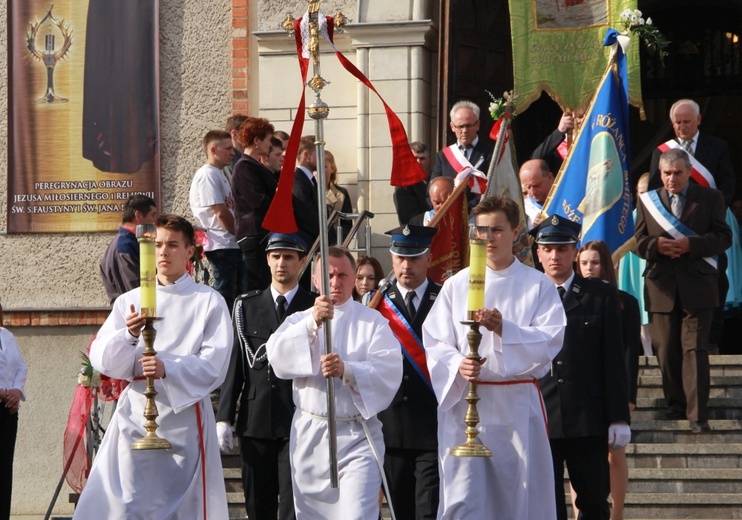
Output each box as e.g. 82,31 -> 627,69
266,246 -> 402,519
423,195 -> 566,520
74,215 -> 233,520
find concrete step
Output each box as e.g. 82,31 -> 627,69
626,443 -> 742,469
632,397 -> 742,420
619,493 -> 742,519
639,355 -> 742,368
631,419 -> 742,443
625,468 -> 742,493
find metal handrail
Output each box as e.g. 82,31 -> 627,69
299,209 -> 375,280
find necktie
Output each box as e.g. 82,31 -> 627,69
276,295 -> 287,322
557,286 -> 566,301
404,291 -> 417,319
671,194 -> 683,219
683,139 -> 694,156
311,176 -> 318,190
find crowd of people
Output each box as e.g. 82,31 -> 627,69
2,96 -> 730,520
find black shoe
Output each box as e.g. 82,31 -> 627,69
689,421 -> 711,433
665,409 -> 686,420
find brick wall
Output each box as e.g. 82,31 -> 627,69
3,309 -> 109,327
232,0 -> 249,113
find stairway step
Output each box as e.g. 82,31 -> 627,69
627,443 -> 742,455
637,375 -> 742,389
622,492 -> 742,519
640,355 -> 742,367
635,397 -> 742,408
631,419 -> 742,443
636,386 -> 737,399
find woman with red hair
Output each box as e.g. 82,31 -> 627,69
231,117 -> 276,291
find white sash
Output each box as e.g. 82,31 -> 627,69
640,190 -> 717,269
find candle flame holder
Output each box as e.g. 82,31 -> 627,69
26,6 -> 73,104
131,316 -> 171,450
451,320 -> 492,458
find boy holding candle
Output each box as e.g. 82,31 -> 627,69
75,215 -> 233,520
423,195 -> 566,519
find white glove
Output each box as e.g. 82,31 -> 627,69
608,422 -> 631,450
216,421 -> 234,453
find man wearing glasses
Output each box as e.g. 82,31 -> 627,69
431,100 -> 494,209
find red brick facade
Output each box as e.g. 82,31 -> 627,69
232,0 -> 249,113
4,309 -> 109,327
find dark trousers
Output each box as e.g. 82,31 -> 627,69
550,436 -> 610,520
384,448 -> 439,520
650,303 -> 713,422
0,407 -> 19,520
239,237 -> 271,293
204,248 -> 246,313
238,436 -> 295,520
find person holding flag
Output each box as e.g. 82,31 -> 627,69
539,29 -> 635,261
376,224 -> 441,520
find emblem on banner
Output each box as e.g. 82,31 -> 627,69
26,6 -> 73,104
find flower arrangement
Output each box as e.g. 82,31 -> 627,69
486,90 -> 518,121
77,352 -> 128,399
78,353 -> 101,388
619,9 -> 669,62
188,228 -> 210,284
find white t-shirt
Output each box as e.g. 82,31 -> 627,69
189,163 -> 238,251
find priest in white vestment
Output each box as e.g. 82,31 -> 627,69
267,246 -> 402,519
423,196 -> 566,520
74,215 -> 232,520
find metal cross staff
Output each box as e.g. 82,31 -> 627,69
282,0 -> 347,488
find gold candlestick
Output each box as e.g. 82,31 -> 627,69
131,316 -> 171,450
453,225 -> 492,457
451,321 -> 492,458
132,223 -> 169,450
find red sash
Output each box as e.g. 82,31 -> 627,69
479,378 -> 549,436
441,144 -> 472,174
657,140 -> 715,189
377,294 -> 433,391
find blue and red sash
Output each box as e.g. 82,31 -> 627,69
640,190 -> 717,269
377,293 -> 433,392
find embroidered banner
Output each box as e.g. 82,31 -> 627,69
509,0 -> 643,115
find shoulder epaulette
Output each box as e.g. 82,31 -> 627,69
235,289 -> 263,302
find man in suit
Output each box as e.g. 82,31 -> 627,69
535,215 -> 631,520
636,148 -> 732,433
216,232 -> 315,520
648,99 -> 736,351
394,141 -> 431,225
293,135 -> 320,246
648,99 -> 735,205
377,224 -> 441,520
431,100 -> 494,209
293,135 -> 320,289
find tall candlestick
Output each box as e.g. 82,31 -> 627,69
467,226 -> 487,321
137,224 -> 156,317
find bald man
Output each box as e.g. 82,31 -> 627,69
519,159 -> 555,230
418,176 -> 455,226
